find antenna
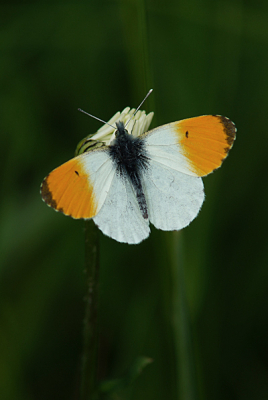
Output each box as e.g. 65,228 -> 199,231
78,108 -> 116,130
125,89 -> 153,128
78,88 -> 153,131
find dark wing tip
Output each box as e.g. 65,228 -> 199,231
40,178 -> 58,209
217,115 -> 236,147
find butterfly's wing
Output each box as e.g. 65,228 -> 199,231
41,148 -> 150,244
141,161 -> 204,231
41,149 -> 115,219
93,173 -> 150,244
142,115 -> 236,177
141,115 -> 236,231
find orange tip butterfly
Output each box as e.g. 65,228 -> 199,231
41,91 -> 236,244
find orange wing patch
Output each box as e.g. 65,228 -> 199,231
41,157 -> 97,219
175,115 -> 236,176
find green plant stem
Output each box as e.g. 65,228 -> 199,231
80,220 -> 100,400
170,231 -> 199,400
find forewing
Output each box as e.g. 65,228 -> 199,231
143,115 -> 236,177
41,149 -> 115,219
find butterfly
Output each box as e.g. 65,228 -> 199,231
41,105 -> 236,244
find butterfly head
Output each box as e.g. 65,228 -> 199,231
115,121 -> 129,138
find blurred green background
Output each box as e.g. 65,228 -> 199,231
1,0 -> 268,399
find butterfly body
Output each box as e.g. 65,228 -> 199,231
108,121 -> 150,220
41,114 -> 236,244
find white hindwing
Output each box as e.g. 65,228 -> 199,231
93,171 -> 150,244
